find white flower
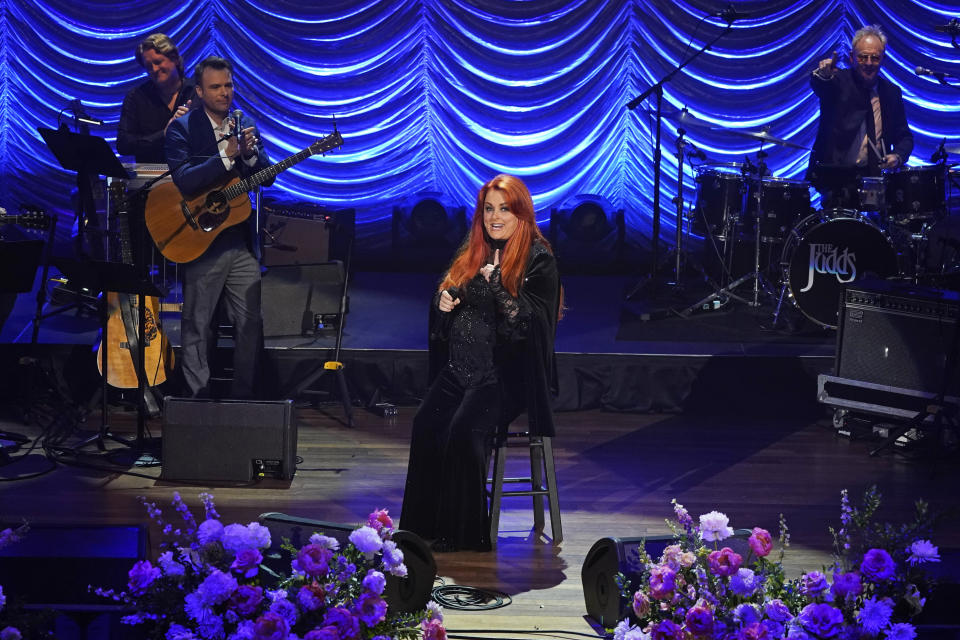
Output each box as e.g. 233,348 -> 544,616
426,600 -> 444,622
907,539 -> 940,565
699,510 -> 735,542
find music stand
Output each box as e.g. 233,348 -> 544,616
38,126 -> 129,259
52,256 -> 162,457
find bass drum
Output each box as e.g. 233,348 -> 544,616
781,209 -> 899,328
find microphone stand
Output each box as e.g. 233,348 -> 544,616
626,18 -> 734,300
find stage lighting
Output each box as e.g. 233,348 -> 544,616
392,191 -> 467,271
549,194 -> 625,274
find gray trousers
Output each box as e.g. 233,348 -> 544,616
180,228 -> 262,398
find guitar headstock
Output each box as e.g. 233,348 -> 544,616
310,130 -> 344,157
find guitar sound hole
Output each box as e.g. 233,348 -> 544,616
198,191 -> 229,231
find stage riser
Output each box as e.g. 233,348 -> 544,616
0,344 -> 831,416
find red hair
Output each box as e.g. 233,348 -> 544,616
440,174 -> 553,297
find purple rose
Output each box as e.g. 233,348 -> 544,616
800,571 -> 829,597
127,560 -> 161,595
749,528 -> 773,557
294,544 -> 333,577
797,603 -> 844,638
648,565 -> 676,600
253,611 -> 290,640
353,592 -> 387,626
650,619 -> 683,640
685,603 -> 715,636
764,599 -> 793,623
229,585 -> 264,616
737,622 -> 770,640
860,548 -> 896,582
707,547 -> 742,577
323,606 -> 360,640
304,627 -> 340,640
830,572 -> 863,601
231,548 -> 263,578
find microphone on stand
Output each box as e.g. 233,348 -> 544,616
716,4 -> 749,23
934,18 -> 960,35
915,66 -> 955,81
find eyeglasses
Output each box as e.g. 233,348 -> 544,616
857,53 -> 883,63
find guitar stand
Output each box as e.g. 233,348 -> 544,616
282,238 -> 355,427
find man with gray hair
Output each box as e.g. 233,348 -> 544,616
806,25 -> 913,205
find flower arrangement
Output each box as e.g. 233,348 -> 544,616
614,488 -> 941,640
94,493 -> 446,640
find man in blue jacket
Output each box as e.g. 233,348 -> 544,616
165,55 -> 272,399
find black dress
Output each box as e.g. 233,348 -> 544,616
400,239 -> 560,551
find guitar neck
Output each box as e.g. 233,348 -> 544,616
223,146 -> 315,201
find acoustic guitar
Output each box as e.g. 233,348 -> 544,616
96,183 -> 174,394
144,130 -> 344,263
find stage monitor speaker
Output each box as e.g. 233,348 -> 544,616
581,530 -> 750,627
0,523 -> 147,606
261,262 -> 346,337
258,512 -> 436,613
262,213 -> 331,266
837,279 -> 960,394
162,397 -> 297,483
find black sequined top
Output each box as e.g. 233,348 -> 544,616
444,239 -> 526,388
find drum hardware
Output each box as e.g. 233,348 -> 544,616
664,125 -> 711,288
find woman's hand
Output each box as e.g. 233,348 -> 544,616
438,289 -> 460,313
480,249 -> 500,282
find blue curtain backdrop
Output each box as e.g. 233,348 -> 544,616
1,0 -> 959,251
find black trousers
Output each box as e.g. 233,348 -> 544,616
400,368 -> 500,550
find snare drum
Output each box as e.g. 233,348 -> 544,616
749,177 -> 811,242
885,165 -> 946,222
693,163 -> 746,240
781,209 -> 898,328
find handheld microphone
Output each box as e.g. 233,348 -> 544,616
232,109 -> 243,138
915,66 -> 954,80
445,286 -> 462,303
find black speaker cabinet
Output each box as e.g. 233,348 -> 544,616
582,530 -> 751,627
837,279 -> 960,394
0,523 -> 147,605
258,512 -> 436,613
262,214 -> 331,266
261,262 -> 346,337
162,397 -> 297,482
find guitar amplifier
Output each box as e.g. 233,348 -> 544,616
261,202 -> 355,266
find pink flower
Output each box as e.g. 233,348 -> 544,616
685,601 -> 715,637
367,509 -> 394,534
422,618 -> 447,640
749,528 -> 773,557
707,547 -> 742,577
649,565 -> 677,600
632,590 -> 651,618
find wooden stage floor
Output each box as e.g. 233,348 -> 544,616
1,402 -> 958,637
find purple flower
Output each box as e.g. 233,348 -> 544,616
0,628 -> 22,640
748,528 -> 773,557
632,590 -> 651,618
796,603 -> 844,638
222,523 -> 270,553
362,569 -> 386,595
762,620 -> 785,639
293,544 -> 333,577
673,499 -> 694,528
197,569 -> 238,605
733,604 -> 760,627
684,602 -> 714,636
252,611 -> 289,640
830,572 -> 862,601
907,540 -> 940,565
730,568 -> 761,596
231,547 -> 263,578
737,622 -> 770,640
707,547 -> 742,577
297,584 -> 325,611
158,551 -> 185,576
764,599 -> 793,623
367,509 -> 394,534
163,623 -> 196,640
353,592 -> 388,626
860,548 -> 896,582
857,596 -> 894,635
348,526 -> 383,553
699,511 -> 735,542
886,622 -> 918,640
799,571 -> 829,597
127,560 -> 161,595
381,540 -> 407,576
197,519 -> 224,545
309,533 -> 340,550
336,555 -> 357,581
648,565 -> 676,600
229,585 -> 264,616
426,600 -> 444,622
650,619 -> 683,640
304,627 -> 340,640
269,598 -> 298,628
323,606 -> 360,640
422,618 -> 447,640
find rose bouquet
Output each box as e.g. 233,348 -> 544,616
94,493 -> 446,640
615,488 -> 941,640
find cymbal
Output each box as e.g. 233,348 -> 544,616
637,105 -> 704,125
944,143 -> 960,155
711,127 -> 809,150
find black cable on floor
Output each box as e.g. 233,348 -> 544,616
431,584 -> 512,611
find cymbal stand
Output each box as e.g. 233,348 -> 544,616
664,126 -> 707,287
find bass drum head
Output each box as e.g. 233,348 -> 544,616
782,209 -> 898,328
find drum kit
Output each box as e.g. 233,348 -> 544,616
684,127 -> 955,329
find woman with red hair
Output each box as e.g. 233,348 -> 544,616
400,174 -> 562,552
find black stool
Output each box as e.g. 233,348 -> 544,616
486,430 -> 562,548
